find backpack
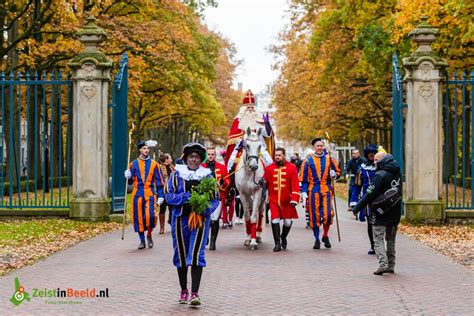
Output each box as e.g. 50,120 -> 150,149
371,178 -> 402,215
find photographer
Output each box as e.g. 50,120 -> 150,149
349,152 -> 402,275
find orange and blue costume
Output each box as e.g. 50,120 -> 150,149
300,152 -> 340,244
128,157 -> 165,235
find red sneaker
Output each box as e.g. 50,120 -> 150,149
189,292 -> 201,306
178,290 -> 189,304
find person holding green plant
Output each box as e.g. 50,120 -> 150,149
165,142 -> 219,307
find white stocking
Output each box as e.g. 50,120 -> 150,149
211,202 -> 222,221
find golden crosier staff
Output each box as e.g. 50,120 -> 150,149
122,123 -> 135,240
325,131 -> 341,242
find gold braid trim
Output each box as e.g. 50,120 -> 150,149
226,135 -> 243,146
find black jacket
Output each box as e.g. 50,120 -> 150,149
352,154 -> 402,226
346,157 -> 367,183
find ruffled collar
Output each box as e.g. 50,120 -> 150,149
361,163 -> 376,171
175,164 -> 211,181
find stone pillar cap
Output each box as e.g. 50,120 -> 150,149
69,16 -> 112,69
408,16 -> 439,38
402,16 -> 448,69
77,16 -> 108,39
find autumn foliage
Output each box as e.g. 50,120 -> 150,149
272,0 -> 473,149
1,0 -> 239,152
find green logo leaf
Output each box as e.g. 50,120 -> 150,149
10,277 -> 30,306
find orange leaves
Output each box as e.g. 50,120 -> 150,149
208,38 -> 241,144
2,0 -> 236,147
80,0 -> 232,141
399,223 -> 474,269
273,0 -> 471,147
273,33 -> 327,142
393,0 -> 473,70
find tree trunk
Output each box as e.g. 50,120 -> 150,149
26,81 -> 42,190
464,93 -> 471,180
4,19 -> 21,196
446,102 -> 455,183
0,3 -> 4,70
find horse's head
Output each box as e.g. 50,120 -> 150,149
244,127 -> 262,172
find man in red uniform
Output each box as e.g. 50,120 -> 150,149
201,147 -> 230,250
264,148 -> 300,252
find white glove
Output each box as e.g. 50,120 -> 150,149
145,140 -> 158,148
124,169 -> 132,179
330,170 -> 337,179
157,197 -> 164,205
301,192 -> 308,200
349,202 -> 357,207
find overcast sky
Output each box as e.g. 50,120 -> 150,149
203,0 -> 289,94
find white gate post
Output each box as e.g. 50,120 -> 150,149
403,17 -> 448,222
68,17 -> 113,220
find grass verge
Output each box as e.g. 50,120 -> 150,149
0,219 -> 120,276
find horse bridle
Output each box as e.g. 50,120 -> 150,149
247,154 -> 260,165
244,140 -> 261,166
244,142 -> 264,186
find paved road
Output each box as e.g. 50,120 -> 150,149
1,198 -> 473,314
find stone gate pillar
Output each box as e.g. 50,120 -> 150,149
68,17 -> 113,220
403,17 -> 448,222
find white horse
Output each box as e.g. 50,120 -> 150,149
235,127 -> 266,250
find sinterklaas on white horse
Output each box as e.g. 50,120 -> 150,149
235,127 -> 266,250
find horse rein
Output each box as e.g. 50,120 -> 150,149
247,155 -> 260,164
245,153 -> 264,186
221,141 -> 265,187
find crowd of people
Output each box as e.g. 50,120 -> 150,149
123,90 -> 403,306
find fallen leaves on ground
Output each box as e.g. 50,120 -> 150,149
0,219 -> 120,276
334,182 -> 349,201
399,223 -> 473,270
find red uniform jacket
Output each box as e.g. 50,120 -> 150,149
202,161 -> 231,196
264,161 -> 300,219
225,117 -> 244,167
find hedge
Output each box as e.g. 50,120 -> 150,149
449,176 -> 472,189
1,176 -> 71,195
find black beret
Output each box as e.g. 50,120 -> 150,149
364,144 -> 378,158
138,141 -> 146,150
364,144 -> 378,153
182,142 -> 206,161
311,138 -> 324,146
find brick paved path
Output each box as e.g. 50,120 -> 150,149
1,198 -> 473,314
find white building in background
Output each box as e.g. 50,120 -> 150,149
0,118 -> 28,176
255,91 -> 306,159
